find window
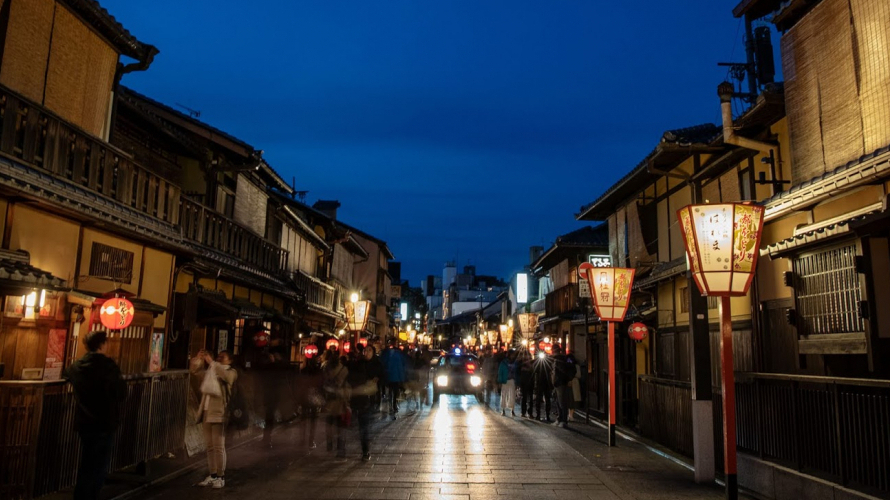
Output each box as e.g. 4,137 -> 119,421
89,242 -> 134,284
233,319 -> 244,355
793,243 -> 864,336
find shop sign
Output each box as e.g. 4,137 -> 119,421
43,328 -> 66,380
149,331 -> 164,372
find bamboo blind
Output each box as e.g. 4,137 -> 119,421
0,0 -> 54,103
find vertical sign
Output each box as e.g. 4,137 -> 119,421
43,328 -> 67,380
517,273 -> 528,304
149,331 -> 164,372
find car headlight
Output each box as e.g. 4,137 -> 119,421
436,375 -> 449,387
470,376 -> 481,387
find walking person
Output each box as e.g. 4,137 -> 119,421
190,349 -> 238,488
322,349 -> 349,458
481,348 -> 499,407
534,350 -> 553,421
567,353 -> 582,421
347,345 -> 381,461
499,351 -> 517,416
297,355 -> 323,449
552,344 -> 574,428
517,350 -> 535,418
379,340 -> 407,417
64,330 -> 127,500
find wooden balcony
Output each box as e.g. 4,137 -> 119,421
0,84 -> 180,224
294,270 -> 335,312
545,283 -> 579,317
180,197 -> 288,274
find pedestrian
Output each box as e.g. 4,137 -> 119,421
379,340 -> 407,417
517,349 -> 535,418
190,349 -> 238,488
64,330 -> 127,500
551,344 -> 574,428
481,348 -> 499,406
347,345 -> 382,461
567,353 -> 582,421
260,348 -> 286,448
322,349 -> 349,458
499,351 -> 517,416
534,349 -> 553,422
297,355 -> 323,449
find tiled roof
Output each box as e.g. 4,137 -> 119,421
761,212 -> 875,259
64,0 -> 157,64
0,249 -> 66,288
554,224 -> 610,247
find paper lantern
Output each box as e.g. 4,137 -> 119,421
583,267 -> 635,322
677,203 -> 765,296
253,329 -> 270,347
358,337 -> 368,347
304,344 -> 318,359
326,338 -> 340,351
517,313 -> 538,339
345,300 -> 371,332
628,322 -> 649,342
343,341 -> 351,353
99,297 -> 135,330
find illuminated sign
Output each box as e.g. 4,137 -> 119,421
400,302 -> 408,320
589,255 -> 612,267
517,273 -> 528,304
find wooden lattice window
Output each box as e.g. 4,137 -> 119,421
793,243 -> 864,336
89,242 -> 134,284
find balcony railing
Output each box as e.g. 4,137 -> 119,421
0,84 -> 180,224
180,197 -> 288,274
529,297 -> 546,314
294,270 -> 335,312
545,283 -> 579,317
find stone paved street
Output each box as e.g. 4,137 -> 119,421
126,394 -> 738,500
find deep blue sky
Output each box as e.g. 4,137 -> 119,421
105,0 -> 760,286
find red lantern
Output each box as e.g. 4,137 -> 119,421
343,341 -> 351,353
253,329 -> 270,347
304,344 -> 318,359
99,298 -> 134,330
326,338 -> 340,351
628,322 -> 649,342
358,338 -> 368,347
528,344 -> 536,355
544,343 -> 553,355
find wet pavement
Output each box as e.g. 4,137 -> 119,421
125,394 -> 737,500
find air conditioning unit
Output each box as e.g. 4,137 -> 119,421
21,368 -> 44,380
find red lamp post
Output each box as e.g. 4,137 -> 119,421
677,202 -> 764,500
583,266 -> 635,447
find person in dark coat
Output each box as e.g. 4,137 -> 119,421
517,350 -> 535,418
298,356 -> 324,449
551,344 -> 574,428
533,350 -> 553,422
64,330 -> 127,500
347,345 -> 382,460
379,340 -> 407,416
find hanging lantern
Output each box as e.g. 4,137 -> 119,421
583,267 -> 636,321
326,338 -> 340,351
304,344 -> 318,359
677,203 -> 765,296
343,341 -> 351,353
628,322 -> 649,342
99,297 -> 135,330
358,337 -> 368,347
253,329 -> 270,347
528,343 -> 536,355
543,342 -> 553,355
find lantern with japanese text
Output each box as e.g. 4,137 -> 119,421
325,338 -> 339,351
628,323 -> 649,342
345,299 -> 371,346
517,313 -> 537,340
303,344 -> 318,359
253,329 -> 270,347
343,341 -> 351,354
583,266 -> 635,447
99,297 -> 135,330
677,202 -> 764,500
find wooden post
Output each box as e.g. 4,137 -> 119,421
720,296 -> 738,500
608,320 -> 617,446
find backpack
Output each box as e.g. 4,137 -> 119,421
225,370 -> 249,430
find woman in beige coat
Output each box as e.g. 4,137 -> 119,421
190,349 -> 237,489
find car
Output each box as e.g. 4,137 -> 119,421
428,349 -> 445,366
431,350 -> 483,403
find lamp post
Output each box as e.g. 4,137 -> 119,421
583,266 -> 635,447
345,292 -> 371,350
677,202 -> 764,500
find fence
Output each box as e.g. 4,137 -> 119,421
0,370 -> 188,499
638,373 -> 890,495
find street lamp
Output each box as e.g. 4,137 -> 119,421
583,266 -> 635,447
677,202 -> 764,500
345,293 -> 371,349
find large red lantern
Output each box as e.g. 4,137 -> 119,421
343,341 -> 351,354
253,329 -> 270,347
303,344 -> 318,359
99,298 -> 134,330
628,323 -> 649,342
325,338 -> 340,351
358,337 -> 368,347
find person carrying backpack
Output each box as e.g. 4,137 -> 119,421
190,349 -> 238,489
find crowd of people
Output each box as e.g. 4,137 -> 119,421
63,329 -> 584,497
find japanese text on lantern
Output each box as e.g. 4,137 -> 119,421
733,204 -> 758,272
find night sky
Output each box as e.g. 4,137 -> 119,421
104,0 -> 760,285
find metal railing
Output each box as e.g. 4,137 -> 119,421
638,373 -> 890,495
0,370 -> 188,499
0,84 -> 180,224
180,197 -> 289,274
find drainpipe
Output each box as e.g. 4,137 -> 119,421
718,81 -> 774,154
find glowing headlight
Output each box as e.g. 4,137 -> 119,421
470,376 -> 481,387
436,375 -> 449,387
